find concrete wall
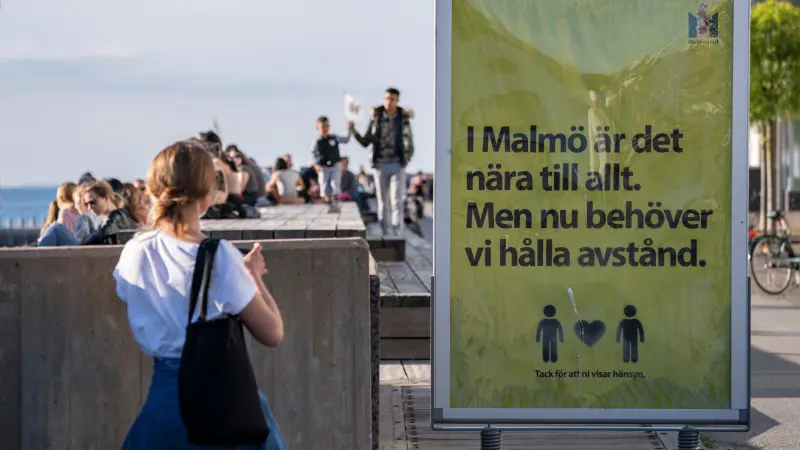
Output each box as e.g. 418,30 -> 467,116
0,238 -> 372,450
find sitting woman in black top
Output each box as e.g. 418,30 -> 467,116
38,181 -> 141,246
82,181 -> 142,245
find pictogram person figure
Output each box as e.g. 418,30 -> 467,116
536,305 -> 564,363
616,305 -> 645,363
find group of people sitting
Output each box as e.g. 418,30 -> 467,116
32,127 -> 378,246
37,175 -> 148,246
196,129 -> 374,218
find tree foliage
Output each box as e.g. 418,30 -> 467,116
751,0 -> 800,123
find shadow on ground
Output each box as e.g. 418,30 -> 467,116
705,406 -> 777,450
704,345 -> 800,448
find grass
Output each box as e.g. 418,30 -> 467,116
701,433 -> 715,449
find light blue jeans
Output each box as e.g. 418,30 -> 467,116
122,357 -> 287,450
374,162 -> 405,235
37,223 -> 79,246
319,163 -> 342,198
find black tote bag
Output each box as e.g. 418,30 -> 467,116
178,238 -> 269,446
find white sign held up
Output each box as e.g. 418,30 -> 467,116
344,92 -> 362,121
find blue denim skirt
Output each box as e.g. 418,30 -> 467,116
123,357 -> 287,450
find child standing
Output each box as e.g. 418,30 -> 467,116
311,116 -> 353,212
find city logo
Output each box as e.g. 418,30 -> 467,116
688,2 -> 719,44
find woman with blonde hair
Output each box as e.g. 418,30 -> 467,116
114,139 -> 286,449
38,181 -> 137,246
80,180 -> 138,245
71,182 -> 104,241
39,182 -> 80,237
39,200 -> 60,238
55,182 -> 80,232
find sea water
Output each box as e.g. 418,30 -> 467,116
0,186 -> 57,226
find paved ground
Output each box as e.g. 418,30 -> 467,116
706,285 -> 800,450
379,362 -> 664,449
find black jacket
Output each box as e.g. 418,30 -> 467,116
353,106 -> 414,168
81,208 -> 137,245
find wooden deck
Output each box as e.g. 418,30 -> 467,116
201,202 -> 367,239
366,222 -> 407,262
379,362 -> 666,450
378,229 -> 433,360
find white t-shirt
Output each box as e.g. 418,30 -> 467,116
276,170 -> 299,199
112,230 -> 257,358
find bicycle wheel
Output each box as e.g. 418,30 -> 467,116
750,235 -> 794,295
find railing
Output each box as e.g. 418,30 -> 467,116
1,217 -> 45,229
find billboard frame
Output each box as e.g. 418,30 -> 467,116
431,0 -> 751,431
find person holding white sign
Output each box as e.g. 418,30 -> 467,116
350,87 -> 415,235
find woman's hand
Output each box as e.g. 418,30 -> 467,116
243,243 -> 268,278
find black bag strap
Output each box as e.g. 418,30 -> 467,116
188,238 -> 221,323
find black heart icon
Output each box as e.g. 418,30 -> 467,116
574,320 -> 606,347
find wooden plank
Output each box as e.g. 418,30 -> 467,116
305,219 -> 337,239
241,229 -> 275,240
383,237 -> 406,262
405,246 -> 432,291
401,362 -> 431,381
380,307 -> 430,338
258,206 -> 287,219
235,218 -> 263,230
361,211 -> 378,224
383,262 -> 427,295
379,362 -> 408,381
403,228 -> 431,251
366,222 -> 384,239
297,206 -> 326,219
380,295 -> 430,308
372,247 -> 403,262
379,386 -> 408,448
338,201 -> 362,216
380,339 -> 430,360
209,229 -> 244,240
195,202 -> 367,241
273,220 -> 308,239
377,264 -> 397,296
336,220 -> 367,238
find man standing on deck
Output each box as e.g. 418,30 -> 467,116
351,87 -> 415,236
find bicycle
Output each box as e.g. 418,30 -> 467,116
750,210 -> 798,294
749,209 -> 792,258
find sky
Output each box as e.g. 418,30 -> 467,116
0,0 -> 435,187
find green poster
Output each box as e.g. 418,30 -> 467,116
448,0 -> 733,409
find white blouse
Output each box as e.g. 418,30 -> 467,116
113,230 -> 256,358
